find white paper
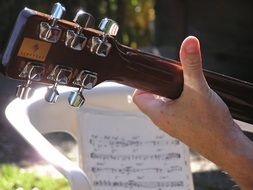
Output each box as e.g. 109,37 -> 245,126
78,109 -> 194,190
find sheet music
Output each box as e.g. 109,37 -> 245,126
78,109 -> 193,190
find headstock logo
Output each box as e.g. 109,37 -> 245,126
32,44 -> 40,52
17,38 -> 52,62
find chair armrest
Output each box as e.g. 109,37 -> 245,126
5,98 -> 91,190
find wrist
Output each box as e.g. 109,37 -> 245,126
221,124 -> 253,189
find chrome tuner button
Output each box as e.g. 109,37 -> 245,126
90,18 -> 119,57
65,10 -> 95,51
68,91 -> 85,108
74,10 -> 95,29
16,84 -> 33,100
45,65 -> 72,103
39,2 -> 65,43
98,18 -> 119,37
68,70 -> 97,108
44,83 -> 59,103
16,62 -> 45,100
51,2 -> 66,22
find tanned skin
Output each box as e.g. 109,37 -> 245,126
133,36 -> 253,189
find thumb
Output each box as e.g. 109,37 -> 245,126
180,36 -> 206,88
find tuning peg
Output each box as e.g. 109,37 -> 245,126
45,65 -> 72,103
44,83 -> 59,103
74,10 -> 95,29
16,62 -> 45,100
98,18 -> 119,37
51,2 -> 66,23
90,18 -> 119,57
68,70 -> 97,108
65,10 -> 94,51
68,90 -> 85,108
16,82 -> 33,100
39,2 -> 65,43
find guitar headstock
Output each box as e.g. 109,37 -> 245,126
2,2 -> 185,108
2,2 -> 124,107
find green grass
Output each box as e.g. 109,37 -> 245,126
0,164 -> 70,190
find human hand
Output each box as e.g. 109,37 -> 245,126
133,36 -> 253,189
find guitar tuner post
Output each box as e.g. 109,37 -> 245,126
65,30 -> 88,51
68,70 -> 97,108
90,18 -> 119,57
45,65 -> 73,103
65,10 -> 94,51
39,2 -> 65,43
16,62 -> 45,100
18,62 -> 45,81
72,70 -> 97,90
47,65 -> 73,84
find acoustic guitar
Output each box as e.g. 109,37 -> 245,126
2,3 -> 253,124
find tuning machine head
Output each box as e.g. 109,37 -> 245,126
51,2 -> 66,22
68,91 -> 85,108
90,18 -> 119,57
73,10 -> 95,29
45,65 -> 72,104
65,10 -> 95,51
16,62 -> 45,100
44,83 -> 59,103
98,18 -> 119,37
68,70 -> 97,108
16,84 -> 33,100
39,2 -> 65,43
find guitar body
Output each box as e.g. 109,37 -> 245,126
2,8 -> 253,124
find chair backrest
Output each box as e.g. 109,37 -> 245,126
7,82 -> 195,190
25,82 -> 194,189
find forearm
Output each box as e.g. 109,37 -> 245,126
224,129 -> 253,190
206,123 -> 253,190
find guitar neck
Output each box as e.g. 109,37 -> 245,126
113,44 -> 253,124
204,70 -> 253,123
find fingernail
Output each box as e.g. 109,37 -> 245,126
185,38 -> 199,54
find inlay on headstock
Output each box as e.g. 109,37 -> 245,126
2,2 -> 253,124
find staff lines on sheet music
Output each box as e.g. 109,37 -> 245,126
91,165 -> 183,174
89,136 -> 180,147
93,180 -> 184,188
87,133 -> 190,189
90,152 -> 181,161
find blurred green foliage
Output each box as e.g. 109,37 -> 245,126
0,164 -> 70,190
0,0 -> 155,53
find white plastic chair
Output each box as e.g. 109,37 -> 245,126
6,82 -> 252,190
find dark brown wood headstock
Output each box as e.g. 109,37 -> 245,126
2,4 -> 253,124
